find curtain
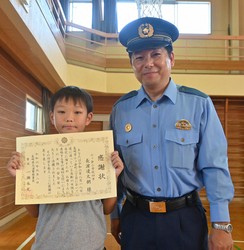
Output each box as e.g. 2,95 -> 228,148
91,0 -> 103,42
59,0 -> 69,19
42,87 -> 51,134
92,0 -> 103,31
92,0 -> 118,37
104,0 -> 118,33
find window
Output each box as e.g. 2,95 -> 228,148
25,97 -> 43,133
69,2 -> 92,28
175,2 -> 211,34
116,2 -> 138,31
68,1 -> 211,34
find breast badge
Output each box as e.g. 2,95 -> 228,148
175,119 -> 192,130
125,123 -> 132,132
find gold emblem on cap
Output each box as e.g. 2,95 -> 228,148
125,123 -> 132,132
175,119 -> 192,130
138,23 -> 154,38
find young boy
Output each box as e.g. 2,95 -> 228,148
7,86 -> 124,250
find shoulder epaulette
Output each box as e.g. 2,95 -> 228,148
178,86 -> 208,98
114,90 -> 138,106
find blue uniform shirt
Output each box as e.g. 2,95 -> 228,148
110,79 -> 234,222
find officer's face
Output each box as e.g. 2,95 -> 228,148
131,48 -> 174,91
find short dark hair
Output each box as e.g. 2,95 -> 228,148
50,86 -> 93,113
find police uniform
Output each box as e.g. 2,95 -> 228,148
110,17 -> 234,250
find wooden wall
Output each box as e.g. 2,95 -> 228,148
217,98 -> 244,199
0,47 -> 243,223
0,48 -> 43,220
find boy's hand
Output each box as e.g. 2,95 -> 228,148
6,151 -> 21,177
111,151 -> 124,178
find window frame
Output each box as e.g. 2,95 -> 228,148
68,0 -> 211,34
25,95 -> 43,134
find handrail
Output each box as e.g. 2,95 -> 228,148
66,21 -> 118,39
64,22 -> 244,58
179,34 -> 244,41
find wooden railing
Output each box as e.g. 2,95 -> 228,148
47,0 -> 244,73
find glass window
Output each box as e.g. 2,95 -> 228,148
173,2 -> 211,34
25,97 -> 43,133
117,2 -> 138,31
69,2 -> 92,29
68,1 -> 211,34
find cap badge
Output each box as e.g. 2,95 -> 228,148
175,119 -> 192,130
125,123 -> 132,132
138,23 -> 154,38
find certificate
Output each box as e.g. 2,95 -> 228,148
15,130 -> 116,205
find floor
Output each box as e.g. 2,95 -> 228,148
0,200 -> 243,250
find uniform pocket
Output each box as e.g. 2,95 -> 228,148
117,132 -> 142,147
165,129 -> 199,169
116,132 -> 143,168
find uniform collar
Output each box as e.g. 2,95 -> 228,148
135,79 -> 177,107
163,79 -> 177,104
135,88 -> 147,108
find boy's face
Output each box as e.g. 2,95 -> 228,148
49,98 -> 93,134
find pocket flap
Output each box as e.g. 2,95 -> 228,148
117,132 -> 142,147
165,129 -> 199,145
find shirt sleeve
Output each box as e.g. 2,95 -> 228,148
197,97 -> 234,222
110,107 -> 126,220
110,175 -> 126,219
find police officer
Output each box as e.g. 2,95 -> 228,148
110,17 -> 234,250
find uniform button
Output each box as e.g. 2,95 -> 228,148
126,140 -> 129,144
181,138 -> 185,142
153,145 -> 157,149
153,104 -> 157,108
154,165 -> 158,170
157,187 -> 161,192
153,124 -> 157,128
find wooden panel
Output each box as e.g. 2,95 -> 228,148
66,46 -> 106,69
0,202 -> 21,219
212,98 -> 226,128
0,138 -> 15,149
0,193 -> 15,207
0,129 -> 28,140
92,94 -> 121,114
0,49 -> 42,103
0,48 -> 43,220
0,103 -> 24,124
0,176 -> 15,187
105,58 -> 244,71
0,184 -> 15,197
0,86 -> 26,110
0,6 -> 65,94
226,99 -> 244,198
85,121 -> 104,131
0,166 -> 11,177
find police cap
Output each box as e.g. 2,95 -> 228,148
119,17 -> 179,53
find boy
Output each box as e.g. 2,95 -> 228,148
7,86 -> 124,250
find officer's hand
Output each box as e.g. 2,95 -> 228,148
208,229 -> 233,250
